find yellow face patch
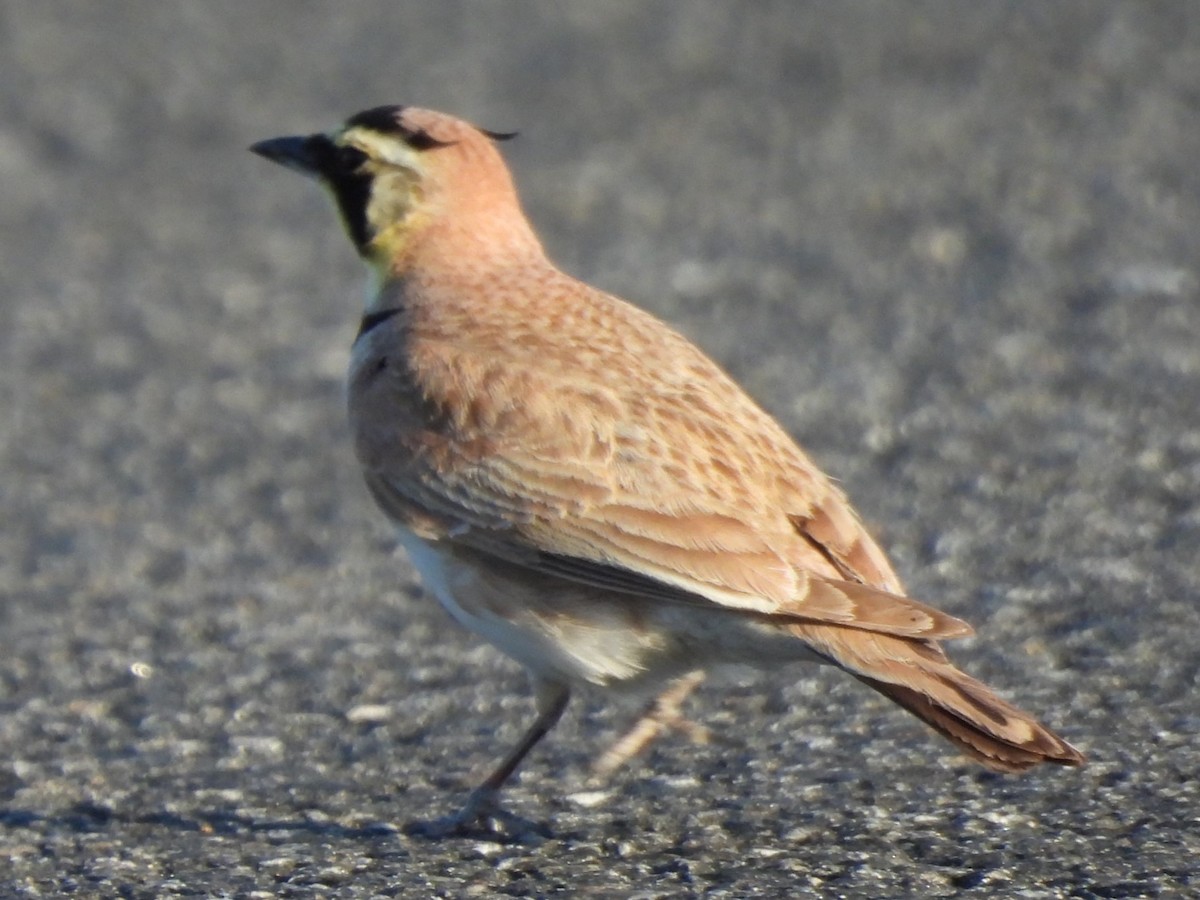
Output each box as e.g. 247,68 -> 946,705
323,127 -> 431,263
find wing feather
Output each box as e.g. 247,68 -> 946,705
354,295 -> 957,640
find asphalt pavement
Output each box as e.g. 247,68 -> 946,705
1,3 -> 1198,897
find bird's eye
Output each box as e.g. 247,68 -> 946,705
337,146 -> 368,173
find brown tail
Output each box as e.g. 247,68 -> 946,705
791,623 -> 1085,772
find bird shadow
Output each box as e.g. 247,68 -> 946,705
0,801 -> 398,841
0,798 -> 565,846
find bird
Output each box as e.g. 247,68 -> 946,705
250,105 -> 1084,837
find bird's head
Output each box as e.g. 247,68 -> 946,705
251,105 -> 539,276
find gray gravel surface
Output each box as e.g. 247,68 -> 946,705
3,2 -> 1199,897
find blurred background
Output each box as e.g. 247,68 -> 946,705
2,3 -> 1197,895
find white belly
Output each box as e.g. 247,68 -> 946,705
394,529 -> 550,667
393,527 -> 825,689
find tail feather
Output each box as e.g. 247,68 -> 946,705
855,675 -> 1082,772
790,623 -> 1085,772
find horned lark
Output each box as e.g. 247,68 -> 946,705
250,105 -> 1083,837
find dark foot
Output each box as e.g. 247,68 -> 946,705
403,788 -> 551,843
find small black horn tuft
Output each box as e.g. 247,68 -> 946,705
482,128 -> 519,142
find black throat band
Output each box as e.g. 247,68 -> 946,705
355,307 -> 403,342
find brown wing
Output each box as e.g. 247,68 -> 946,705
353,284 -> 967,642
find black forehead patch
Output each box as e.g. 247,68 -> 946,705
345,105 -> 408,133
344,104 -> 454,151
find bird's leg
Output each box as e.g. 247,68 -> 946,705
407,680 -> 570,840
592,670 -> 709,779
